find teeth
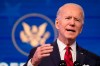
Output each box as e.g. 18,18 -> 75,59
66,29 -> 75,32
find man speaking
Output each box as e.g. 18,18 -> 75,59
24,3 -> 100,66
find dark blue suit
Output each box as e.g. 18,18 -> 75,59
24,41 -> 100,66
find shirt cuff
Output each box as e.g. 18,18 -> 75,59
27,59 -> 34,66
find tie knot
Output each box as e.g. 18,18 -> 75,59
65,46 -> 71,51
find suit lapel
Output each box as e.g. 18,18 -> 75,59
50,41 -> 61,66
50,41 -> 86,65
76,45 -> 86,64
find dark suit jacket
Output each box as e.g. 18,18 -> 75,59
24,41 -> 100,66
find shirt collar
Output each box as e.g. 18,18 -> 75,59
57,39 -> 76,52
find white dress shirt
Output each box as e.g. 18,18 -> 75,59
27,39 -> 77,66
27,59 -> 33,66
57,39 -> 76,62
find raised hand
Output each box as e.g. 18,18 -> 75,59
31,44 -> 53,66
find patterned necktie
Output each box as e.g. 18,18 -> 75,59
64,46 -> 73,66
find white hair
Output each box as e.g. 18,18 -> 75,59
56,3 -> 84,24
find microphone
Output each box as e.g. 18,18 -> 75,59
59,60 -> 82,66
74,61 -> 82,66
59,60 -> 66,66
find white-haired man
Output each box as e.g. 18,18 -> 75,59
24,3 -> 100,66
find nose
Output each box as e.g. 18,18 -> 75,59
69,18 -> 75,26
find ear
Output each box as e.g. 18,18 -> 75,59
79,25 -> 83,34
55,18 -> 59,29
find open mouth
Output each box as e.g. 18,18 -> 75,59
66,29 -> 76,32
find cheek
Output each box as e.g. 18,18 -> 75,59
56,20 -> 68,30
59,23 -> 66,30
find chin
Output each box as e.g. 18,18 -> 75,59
68,38 -> 75,40
65,35 -> 76,40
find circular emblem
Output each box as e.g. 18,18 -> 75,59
12,13 -> 57,56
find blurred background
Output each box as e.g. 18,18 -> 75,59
0,0 -> 100,66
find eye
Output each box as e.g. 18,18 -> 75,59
75,18 -> 81,22
65,16 -> 71,20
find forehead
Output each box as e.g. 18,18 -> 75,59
59,4 -> 83,18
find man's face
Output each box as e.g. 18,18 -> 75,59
55,5 -> 84,40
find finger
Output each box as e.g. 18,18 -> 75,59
41,46 -> 53,51
41,53 -> 51,58
34,45 -> 53,58
40,44 -> 53,50
41,49 -> 53,54
35,52 -> 50,60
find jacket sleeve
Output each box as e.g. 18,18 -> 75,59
24,47 -> 37,66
